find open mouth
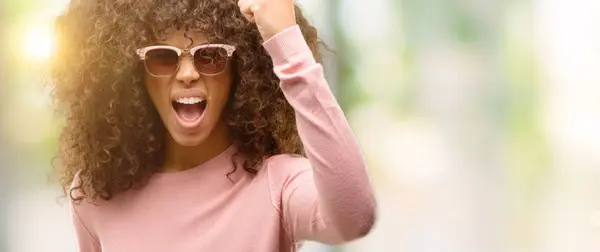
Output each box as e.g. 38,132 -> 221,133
172,97 -> 207,128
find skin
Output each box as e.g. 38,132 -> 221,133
238,0 -> 297,40
144,28 -> 234,172
145,0 -> 297,173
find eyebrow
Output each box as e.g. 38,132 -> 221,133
154,41 -> 211,48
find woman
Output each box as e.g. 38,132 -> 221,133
51,0 -> 376,251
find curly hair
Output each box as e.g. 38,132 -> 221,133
50,0 -> 323,202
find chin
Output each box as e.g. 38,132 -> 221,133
169,129 -> 211,147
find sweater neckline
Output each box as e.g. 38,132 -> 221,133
149,144 -> 240,184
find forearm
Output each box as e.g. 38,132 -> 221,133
264,25 -> 377,241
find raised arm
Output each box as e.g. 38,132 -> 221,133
263,25 -> 377,244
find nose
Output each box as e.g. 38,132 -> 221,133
175,57 -> 200,85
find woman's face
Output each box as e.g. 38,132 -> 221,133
142,28 -> 233,147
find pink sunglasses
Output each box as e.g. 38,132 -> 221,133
136,44 -> 236,77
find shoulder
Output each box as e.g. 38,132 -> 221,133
69,172 -> 95,215
69,171 -> 110,224
69,171 -> 98,207
262,153 -> 311,177
260,154 -> 312,191
68,172 -> 101,239
264,153 -> 308,168
259,154 -> 312,206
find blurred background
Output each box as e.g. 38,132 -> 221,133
2,0 -> 600,251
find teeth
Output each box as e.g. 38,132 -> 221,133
175,97 -> 203,105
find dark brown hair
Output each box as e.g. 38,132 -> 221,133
50,0 -> 322,202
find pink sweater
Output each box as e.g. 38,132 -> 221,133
70,25 -> 377,252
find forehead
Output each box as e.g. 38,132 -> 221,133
155,27 -> 209,48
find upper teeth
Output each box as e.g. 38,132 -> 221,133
176,97 -> 203,104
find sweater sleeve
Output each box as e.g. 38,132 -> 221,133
70,202 -> 102,252
263,25 -> 377,244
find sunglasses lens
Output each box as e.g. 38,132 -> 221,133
194,47 -> 229,75
144,48 -> 179,76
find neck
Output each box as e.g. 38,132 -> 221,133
163,121 -> 233,173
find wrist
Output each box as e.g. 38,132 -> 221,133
262,25 -> 315,67
261,21 -> 297,41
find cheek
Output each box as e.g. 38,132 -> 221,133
144,76 -> 170,109
207,72 -> 233,107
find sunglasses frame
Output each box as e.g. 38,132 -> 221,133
135,44 -> 236,77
